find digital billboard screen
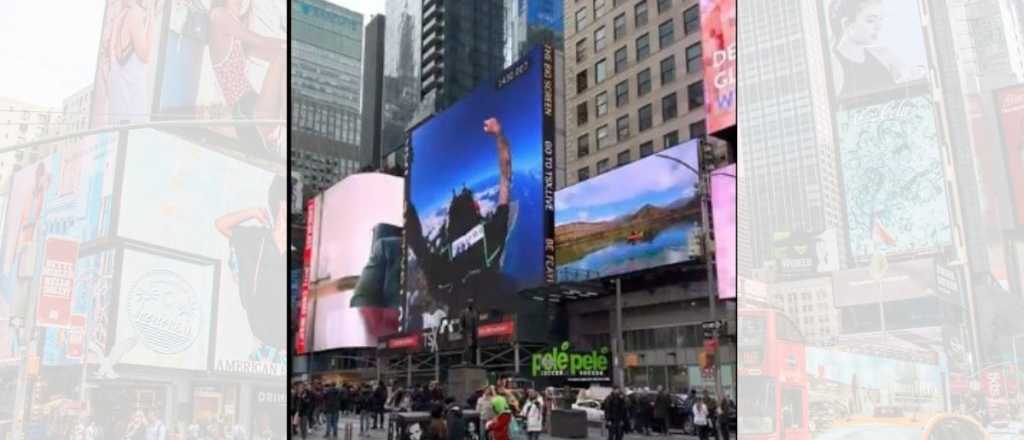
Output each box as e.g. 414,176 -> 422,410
699,0 -> 736,134
310,173 -> 404,350
117,129 -> 285,376
711,164 -> 736,299
837,95 -> 951,259
90,0 -> 169,128
155,0 -> 286,152
554,140 -> 701,279
822,0 -> 929,99
403,45 -> 556,332
995,85 -> 1024,227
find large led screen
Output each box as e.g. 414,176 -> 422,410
711,164 -> 736,299
310,173 -> 403,349
118,129 -> 285,376
837,95 -> 951,259
822,0 -> 929,99
90,0 -> 169,128
404,45 -> 556,332
0,134 -> 119,361
155,0 -> 286,152
555,140 -> 701,279
995,85 -> 1024,227
699,0 -> 736,134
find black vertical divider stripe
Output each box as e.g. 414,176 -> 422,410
542,44 -> 556,285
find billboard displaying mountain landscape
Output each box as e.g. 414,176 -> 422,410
555,140 -> 701,279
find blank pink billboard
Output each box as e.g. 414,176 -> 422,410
699,0 -> 736,135
711,165 -> 736,299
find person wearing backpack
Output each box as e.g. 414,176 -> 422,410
424,404 -> 449,440
692,397 -> 711,440
445,398 -> 467,440
486,396 -> 513,440
521,390 -> 544,440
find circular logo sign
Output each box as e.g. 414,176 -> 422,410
128,269 -> 201,354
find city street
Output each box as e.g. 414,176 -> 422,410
295,414 -> 736,440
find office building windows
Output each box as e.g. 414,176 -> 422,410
660,55 -> 676,84
686,43 -> 702,73
578,166 -> 591,181
595,0 -> 607,16
596,91 -> 609,116
577,102 -> 589,126
614,13 -> 627,40
661,92 -> 678,121
578,134 -> 591,157
638,104 -> 653,131
577,69 -> 589,93
597,158 -> 611,174
618,150 -> 631,166
576,8 -> 589,32
576,38 -> 587,63
616,115 -> 630,140
663,130 -> 679,148
596,124 -> 610,149
640,141 -> 654,157
690,120 -> 706,138
615,46 -> 628,73
595,58 -> 608,83
657,0 -> 671,13
635,1 -> 648,27
683,4 -> 700,35
637,68 -> 652,96
595,26 -> 607,52
615,80 -> 629,107
636,33 -> 650,61
688,80 -> 704,109
658,19 -> 674,48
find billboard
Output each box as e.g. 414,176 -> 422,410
155,0 -> 286,152
806,347 -> 944,415
310,173 -> 404,350
117,129 -> 285,376
554,141 -> 701,279
822,0 -> 929,99
995,85 -> 1024,226
0,134 -> 119,362
837,95 -> 951,259
90,0 -> 169,128
41,249 -> 117,367
403,45 -> 556,331
296,196 -> 319,354
699,0 -> 736,134
711,164 -> 736,299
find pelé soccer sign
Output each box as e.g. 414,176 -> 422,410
531,341 -> 610,382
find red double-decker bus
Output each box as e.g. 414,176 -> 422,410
738,308 -> 810,440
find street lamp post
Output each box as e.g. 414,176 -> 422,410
655,147 -> 725,399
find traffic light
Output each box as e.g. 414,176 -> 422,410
698,351 -> 715,369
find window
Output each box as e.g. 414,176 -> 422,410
637,68 -> 651,96
576,38 -> 587,63
640,141 -> 654,157
661,92 -> 678,121
686,43 -> 702,73
634,1 -> 648,27
577,70 -> 588,93
616,115 -> 630,140
596,124 -> 610,149
578,167 -> 591,182
617,150 -> 631,166
595,26 -> 607,51
687,80 -> 704,109
614,13 -> 627,40
577,134 -> 591,158
614,46 -> 628,73
663,130 -> 679,148
657,0 -> 671,13
638,104 -> 653,131
683,4 -> 700,35
577,102 -> 589,126
615,80 -> 629,107
596,92 -> 608,116
636,33 -> 650,61
597,158 -> 611,174
656,59 -> 675,89
595,0 -> 607,16
595,59 -> 608,83
575,8 -> 588,32
690,120 -> 706,138
658,19 -> 674,48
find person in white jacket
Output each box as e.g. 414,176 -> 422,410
522,389 -> 545,440
692,398 -> 710,440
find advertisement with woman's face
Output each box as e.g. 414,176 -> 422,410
90,0 -> 168,128
826,0 -> 929,99
156,0 -> 286,155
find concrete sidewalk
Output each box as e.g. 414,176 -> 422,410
295,415 -> 735,440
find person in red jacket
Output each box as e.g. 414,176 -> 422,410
486,395 -> 512,440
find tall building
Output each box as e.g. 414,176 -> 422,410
380,0 -> 422,158
61,84 -> 93,135
361,15 -> 387,167
504,0 -> 565,67
418,0 -> 506,115
563,0 -> 705,187
736,0 -> 843,276
291,0 -> 365,197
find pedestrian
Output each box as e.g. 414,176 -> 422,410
692,397 -> 710,440
146,409 -> 167,440
445,398 -> 467,440
374,380 -> 389,429
324,383 -> 341,438
425,404 -> 449,440
654,387 -> 671,435
300,384 -> 315,439
359,385 -> 373,435
522,390 -> 544,440
718,394 -> 733,440
485,395 -> 512,440
602,388 -> 627,440
702,390 -> 720,440
637,393 -> 653,435
430,381 -> 446,405
476,386 -> 497,440
125,411 -> 147,440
